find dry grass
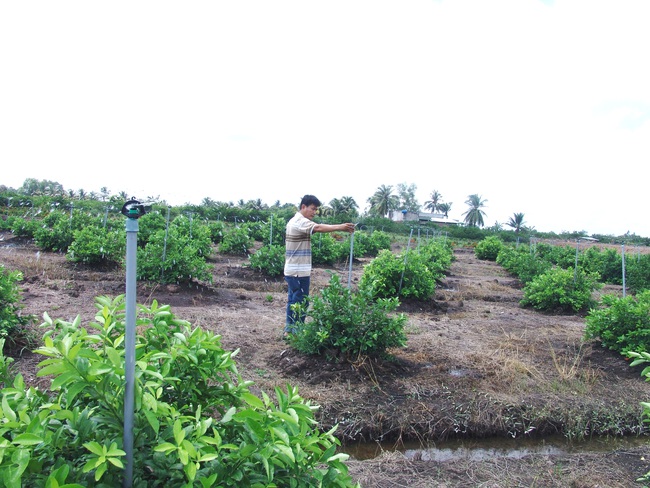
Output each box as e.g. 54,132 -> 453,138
1,248 -> 73,281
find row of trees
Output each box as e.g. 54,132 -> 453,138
4,179 -> 512,229
5,179 -> 649,246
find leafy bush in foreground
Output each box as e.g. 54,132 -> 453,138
625,350 -> 650,483
585,290 -> 650,354
0,296 -> 358,487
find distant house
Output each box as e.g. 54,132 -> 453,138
389,210 -> 461,226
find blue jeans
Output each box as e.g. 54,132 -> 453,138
284,275 -> 310,333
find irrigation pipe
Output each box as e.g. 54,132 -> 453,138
120,200 -> 146,488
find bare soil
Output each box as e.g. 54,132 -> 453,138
2,231 -> 650,487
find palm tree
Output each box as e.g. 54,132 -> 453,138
367,185 -> 399,217
507,213 -> 526,233
328,198 -> 344,216
245,199 -> 267,211
339,196 -> 358,216
438,202 -> 452,218
462,194 -> 488,227
424,190 -> 443,213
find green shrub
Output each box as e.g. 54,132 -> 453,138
545,244 -> 578,269
626,254 -> 650,294
419,239 -> 454,277
248,244 -> 285,277
136,211 -> 168,247
9,217 -> 40,239
207,220 -> 226,244
0,265 -> 33,339
219,225 -> 254,255
0,296 -> 359,487
626,349 -> 650,483
358,248 -> 438,301
520,267 -> 601,313
292,274 -> 407,359
66,225 -> 125,266
137,225 -> 213,284
475,236 -> 503,261
585,290 -> 650,354
312,233 -> 345,266
34,210 -> 103,253
597,248 -> 624,285
497,245 -> 552,284
255,216 -> 287,247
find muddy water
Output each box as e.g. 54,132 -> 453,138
343,435 -> 649,461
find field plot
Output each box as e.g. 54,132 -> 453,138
2,231 -> 650,487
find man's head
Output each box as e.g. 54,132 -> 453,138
299,194 -> 321,220
300,195 -> 321,209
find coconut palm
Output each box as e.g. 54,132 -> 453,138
507,212 -> 526,233
245,199 -> 267,211
424,190 -> 443,213
462,194 -> 488,227
339,196 -> 358,216
438,202 -> 452,218
368,185 -> 399,217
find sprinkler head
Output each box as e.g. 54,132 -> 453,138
121,199 -> 146,219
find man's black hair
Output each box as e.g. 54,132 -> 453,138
300,195 -> 321,208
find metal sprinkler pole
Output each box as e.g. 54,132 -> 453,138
121,200 -> 145,488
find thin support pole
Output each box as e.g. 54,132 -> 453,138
161,206 -> 171,280
399,228 -> 414,294
622,244 -> 626,298
347,232 -> 355,289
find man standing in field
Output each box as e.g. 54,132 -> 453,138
284,194 -> 355,337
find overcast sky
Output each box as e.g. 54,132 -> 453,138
1,1 -> 649,237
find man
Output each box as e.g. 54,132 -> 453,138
284,194 -> 355,336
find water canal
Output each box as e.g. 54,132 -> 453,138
343,434 -> 649,462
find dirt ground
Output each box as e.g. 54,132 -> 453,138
3,230 -> 650,487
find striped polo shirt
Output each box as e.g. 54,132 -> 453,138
284,211 -> 317,277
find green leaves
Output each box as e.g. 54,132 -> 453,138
358,239 -> 453,301
0,265 -> 33,338
82,441 -> 125,481
475,235 -> 504,261
293,273 -> 408,359
586,290 -> 650,354
0,295 -> 358,487
521,267 -> 601,313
